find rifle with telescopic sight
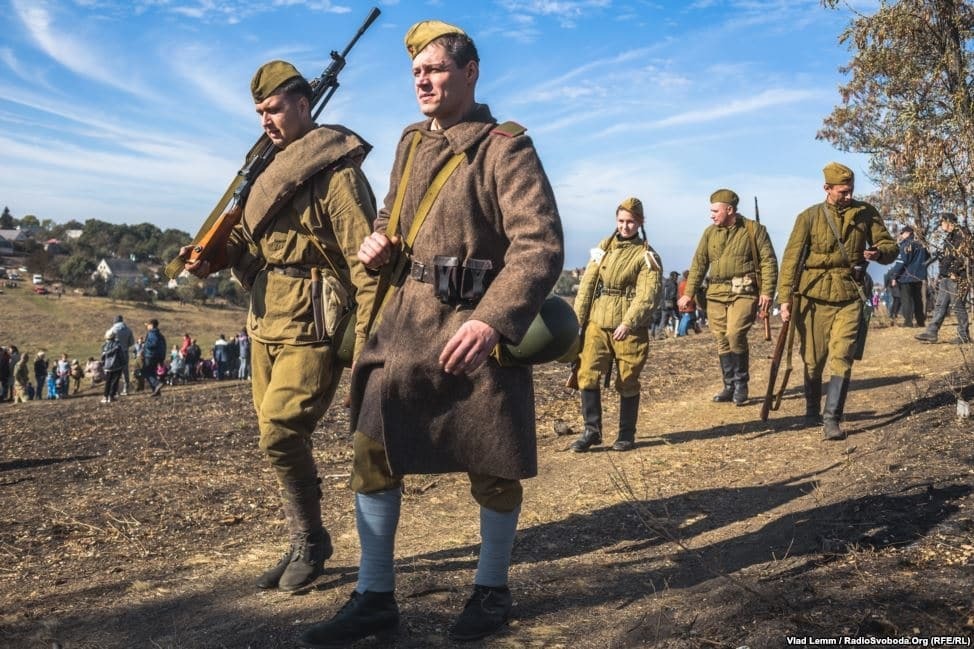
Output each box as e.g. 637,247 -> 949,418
164,7 -> 382,280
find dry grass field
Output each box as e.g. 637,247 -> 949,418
0,283 -> 247,361
0,305 -> 972,648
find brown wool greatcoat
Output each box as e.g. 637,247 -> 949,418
351,104 -> 564,480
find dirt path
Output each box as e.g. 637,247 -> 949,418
1,323 -> 972,648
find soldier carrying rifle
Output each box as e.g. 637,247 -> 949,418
777,163 -> 897,440
680,189 -> 777,406
182,57 -> 379,592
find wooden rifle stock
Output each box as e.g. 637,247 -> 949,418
565,362 -> 579,390
760,237 -> 809,422
760,306 -> 792,421
182,204 -> 241,272
761,306 -> 772,341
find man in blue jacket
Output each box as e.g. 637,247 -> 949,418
889,225 -> 928,327
141,319 -> 167,396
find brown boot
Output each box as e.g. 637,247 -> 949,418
258,473 -> 332,591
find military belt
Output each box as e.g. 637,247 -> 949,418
408,260 -> 433,284
707,277 -> 733,285
268,265 -> 313,279
599,287 -> 634,297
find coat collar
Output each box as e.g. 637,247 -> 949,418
404,103 -> 497,155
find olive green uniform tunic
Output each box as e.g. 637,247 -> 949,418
574,234 -> 661,396
224,125 -> 378,485
683,216 -> 778,355
778,200 -> 896,379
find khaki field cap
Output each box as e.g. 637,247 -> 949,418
251,60 -> 303,103
710,189 -> 739,207
405,20 -> 466,58
617,196 -> 644,222
823,161 -> 855,185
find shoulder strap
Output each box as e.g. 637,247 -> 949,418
491,121 -> 527,137
366,129 -> 475,335
821,205 -> 869,305
385,131 -> 422,243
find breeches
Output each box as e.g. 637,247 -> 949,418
251,339 -> 339,484
576,321 -> 649,397
796,297 -> 861,381
350,432 -> 523,513
707,296 -> 757,354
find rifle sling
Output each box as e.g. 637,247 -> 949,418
821,205 -> 870,306
744,218 -> 762,294
365,131 -> 468,335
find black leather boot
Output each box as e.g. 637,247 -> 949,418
804,374 -> 822,425
571,389 -> 602,452
299,590 -> 399,647
613,394 -> 639,451
732,349 -> 749,406
448,585 -> 513,641
712,353 -> 735,402
822,375 -> 850,441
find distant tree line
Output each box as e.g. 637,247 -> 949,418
0,208 -> 248,307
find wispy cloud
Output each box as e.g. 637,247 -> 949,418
496,0 -> 612,29
164,0 -> 352,23
12,0 -> 157,100
596,88 -> 822,137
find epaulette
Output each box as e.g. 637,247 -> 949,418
644,248 -> 662,272
491,121 -> 527,137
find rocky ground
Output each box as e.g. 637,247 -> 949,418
0,320 -> 972,648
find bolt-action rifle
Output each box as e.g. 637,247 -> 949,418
164,7 -> 381,280
760,239 -> 810,422
754,196 -> 771,341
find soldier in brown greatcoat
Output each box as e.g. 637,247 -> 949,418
301,19 -> 564,648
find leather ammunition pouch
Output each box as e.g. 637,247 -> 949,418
730,273 -> 757,295
410,256 -> 495,307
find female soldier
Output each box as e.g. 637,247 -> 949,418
571,197 -> 662,452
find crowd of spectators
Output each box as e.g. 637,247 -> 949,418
0,314 -> 252,405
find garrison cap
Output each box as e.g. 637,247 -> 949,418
251,60 -> 304,103
405,20 -> 466,58
709,189 -> 739,207
823,161 -> 855,185
617,197 -> 644,222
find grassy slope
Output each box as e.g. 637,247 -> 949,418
0,283 -> 248,361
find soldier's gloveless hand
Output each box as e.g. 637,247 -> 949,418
439,319 -> 499,376
180,245 -> 211,279
357,232 -> 394,270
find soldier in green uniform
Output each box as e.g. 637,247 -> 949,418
183,61 -> 378,591
570,197 -> 662,452
778,163 -> 897,440
679,189 -> 777,406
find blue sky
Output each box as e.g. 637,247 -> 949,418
0,0 -> 881,271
